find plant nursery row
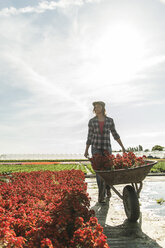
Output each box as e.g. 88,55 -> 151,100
0,170 -> 109,248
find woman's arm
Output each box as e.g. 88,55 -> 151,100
84,144 -> 90,158
109,118 -> 126,153
116,138 -> 126,153
84,120 -> 93,158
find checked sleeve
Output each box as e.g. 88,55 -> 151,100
110,119 -> 120,140
86,119 -> 94,145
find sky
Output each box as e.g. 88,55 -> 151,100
0,0 -> 165,155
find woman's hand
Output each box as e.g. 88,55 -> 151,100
84,145 -> 90,158
84,150 -> 89,158
116,139 -> 126,154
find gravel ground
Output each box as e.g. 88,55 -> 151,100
86,176 -> 165,248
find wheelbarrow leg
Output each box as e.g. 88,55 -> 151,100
131,182 -> 143,198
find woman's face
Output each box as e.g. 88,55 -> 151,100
94,104 -> 103,115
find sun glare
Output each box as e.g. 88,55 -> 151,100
93,22 -> 146,83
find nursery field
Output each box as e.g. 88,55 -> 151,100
0,155 -> 164,247
0,159 -> 164,174
0,162 -> 89,174
150,159 -> 165,173
0,170 -> 109,247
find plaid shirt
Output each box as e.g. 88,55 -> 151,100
86,116 -> 120,150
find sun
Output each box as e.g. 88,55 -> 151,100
93,22 -> 146,83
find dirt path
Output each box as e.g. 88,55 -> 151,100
86,176 -> 165,248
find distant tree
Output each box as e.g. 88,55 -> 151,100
144,149 -> 150,152
152,145 -> 164,151
127,147 -> 134,152
126,146 -> 142,152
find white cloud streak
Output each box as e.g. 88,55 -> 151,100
0,0 -> 100,16
159,0 -> 165,4
127,131 -> 165,139
141,55 -> 165,69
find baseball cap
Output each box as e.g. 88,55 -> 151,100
92,101 -> 105,107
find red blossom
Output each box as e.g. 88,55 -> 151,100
90,152 -> 146,171
0,170 -> 109,248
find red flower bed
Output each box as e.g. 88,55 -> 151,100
0,170 -> 109,248
90,152 -> 146,170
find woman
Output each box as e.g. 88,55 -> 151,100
84,101 -> 126,203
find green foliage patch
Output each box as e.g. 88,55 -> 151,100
0,163 -> 88,174
151,160 -> 165,173
86,163 -> 95,174
0,159 -> 165,175
156,198 -> 165,205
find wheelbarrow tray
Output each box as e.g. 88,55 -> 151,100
95,160 -> 157,186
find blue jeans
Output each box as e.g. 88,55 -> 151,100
91,146 -> 112,200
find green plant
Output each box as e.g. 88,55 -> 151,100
152,145 -> 164,151
0,163 -> 88,173
86,163 -> 95,174
156,198 -> 165,205
151,160 -> 165,173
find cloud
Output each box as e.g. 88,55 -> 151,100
0,1 -> 163,121
159,0 -> 165,4
141,55 -> 165,69
0,12 -> 90,114
134,99 -> 165,107
120,130 -> 165,151
0,0 -> 165,153
0,0 -> 100,16
127,131 -> 165,139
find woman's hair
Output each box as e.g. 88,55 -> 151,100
93,103 -> 106,116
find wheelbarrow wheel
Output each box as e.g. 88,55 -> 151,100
123,185 -> 140,222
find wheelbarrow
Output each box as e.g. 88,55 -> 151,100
95,160 -> 157,222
